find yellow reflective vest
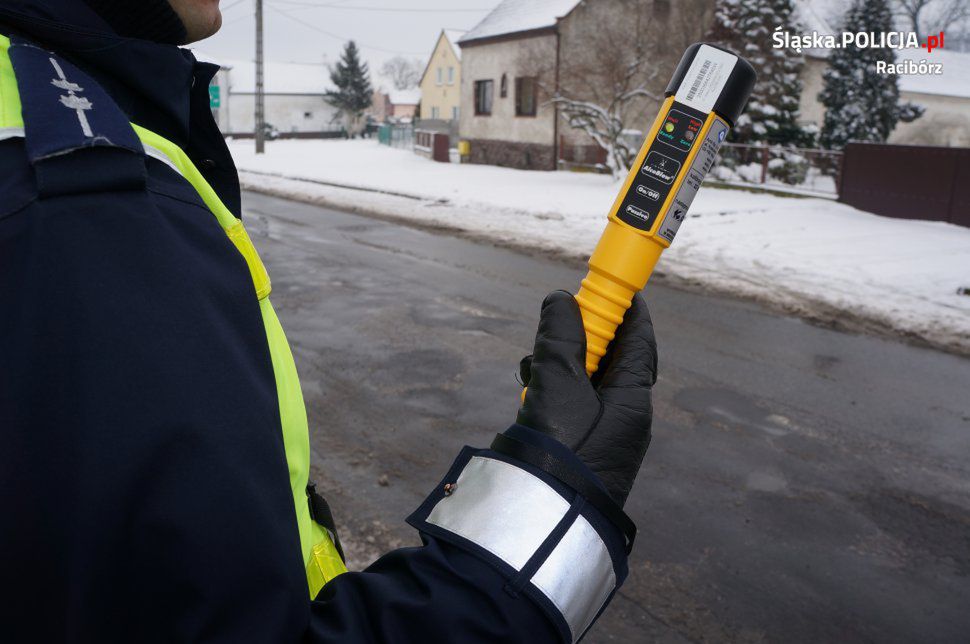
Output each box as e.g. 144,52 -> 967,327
0,33 -> 346,597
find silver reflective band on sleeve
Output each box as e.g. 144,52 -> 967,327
426,456 -> 616,642
427,456 -> 570,569
532,513 -> 616,639
0,126 -> 25,142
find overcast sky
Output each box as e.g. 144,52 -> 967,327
200,0 -> 495,87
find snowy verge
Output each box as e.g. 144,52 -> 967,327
232,140 -> 970,355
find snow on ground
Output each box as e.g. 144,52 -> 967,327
230,139 -> 970,353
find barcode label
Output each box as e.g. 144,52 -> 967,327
686,60 -> 711,102
677,45 -> 737,114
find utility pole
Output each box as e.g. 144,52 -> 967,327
255,0 -> 265,154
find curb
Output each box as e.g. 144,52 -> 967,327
238,172 -> 970,359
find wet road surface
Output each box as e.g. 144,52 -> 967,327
243,191 -> 970,643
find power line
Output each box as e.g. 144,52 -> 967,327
271,1 -> 492,11
220,0 -> 358,20
265,3 -> 430,55
221,0 -> 250,12
221,11 -> 254,27
218,0 -> 252,26
261,0 -> 377,11
270,0 -> 361,6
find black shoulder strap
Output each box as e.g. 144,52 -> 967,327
7,37 -> 146,197
306,483 -> 346,562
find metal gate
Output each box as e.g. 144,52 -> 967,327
840,143 -> 970,228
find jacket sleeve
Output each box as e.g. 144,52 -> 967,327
0,150 -> 317,642
0,143 -> 630,643
307,425 -> 631,644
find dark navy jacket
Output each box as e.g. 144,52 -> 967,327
0,2 -> 627,642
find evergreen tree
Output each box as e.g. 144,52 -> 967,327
818,0 -> 924,149
707,0 -> 813,147
325,41 -> 373,137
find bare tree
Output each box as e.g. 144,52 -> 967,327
540,0 -> 713,176
898,0 -> 933,40
379,56 -> 423,91
895,0 -> 970,41
551,60 -> 662,176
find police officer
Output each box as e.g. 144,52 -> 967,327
0,1 -> 658,642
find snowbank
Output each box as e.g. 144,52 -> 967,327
230,139 -> 970,354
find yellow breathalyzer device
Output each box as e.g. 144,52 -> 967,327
575,43 -> 756,374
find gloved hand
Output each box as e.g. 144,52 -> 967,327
517,290 -> 657,507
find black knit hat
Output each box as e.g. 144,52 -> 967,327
83,0 -> 187,44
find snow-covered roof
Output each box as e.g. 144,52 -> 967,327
389,88 -> 421,106
443,30 -> 465,60
218,58 -> 332,95
459,0 -> 580,44
896,49 -> 970,99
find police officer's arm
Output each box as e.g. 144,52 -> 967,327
1,127 -> 649,642
307,291 -> 655,643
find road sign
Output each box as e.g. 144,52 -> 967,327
209,85 -> 221,109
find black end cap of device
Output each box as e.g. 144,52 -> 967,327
665,42 -> 757,127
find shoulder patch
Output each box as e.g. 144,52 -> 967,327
7,38 -> 145,196
8,38 -> 143,162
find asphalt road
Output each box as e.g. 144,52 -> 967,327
242,191 -> 970,643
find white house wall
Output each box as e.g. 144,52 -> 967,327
225,94 -> 342,135
459,33 -> 558,169
798,57 -> 827,128
891,91 -> 970,147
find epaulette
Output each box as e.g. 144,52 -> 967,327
7,36 -> 146,197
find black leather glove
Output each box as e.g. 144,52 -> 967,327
517,290 -> 657,507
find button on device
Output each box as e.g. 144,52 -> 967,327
625,204 -> 650,221
635,184 -> 661,201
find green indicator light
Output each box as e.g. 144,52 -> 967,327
664,122 -> 675,133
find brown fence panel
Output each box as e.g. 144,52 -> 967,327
951,152 -> 970,228
840,143 -> 970,227
432,133 -> 450,163
414,130 -> 450,162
